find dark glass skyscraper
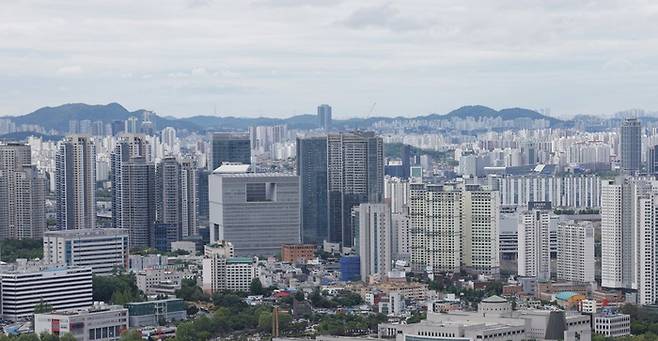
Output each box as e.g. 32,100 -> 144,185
317,104 -> 332,131
621,118 -> 641,173
327,132 -> 384,247
296,136 -> 328,244
208,132 -> 251,171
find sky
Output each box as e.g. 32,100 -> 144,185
2,0 -> 658,119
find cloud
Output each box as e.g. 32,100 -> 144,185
341,3 -> 432,32
55,65 -> 83,75
2,0 -> 658,117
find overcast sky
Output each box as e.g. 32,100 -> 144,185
2,0 -> 658,118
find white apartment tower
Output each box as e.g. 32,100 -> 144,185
356,203 -> 392,282
56,136 -> 96,229
518,208 -> 551,281
601,178 -> 636,289
409,183 -> 499,274
557,221 -> 595,283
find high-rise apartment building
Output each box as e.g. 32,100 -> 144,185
111,135 -> 155,248
409,183 -> 499,274
620,118 -> 641,173
648,145 -> 658,175
355,203 -> 392,282
156,156 -> 198,239
517,206 -> 552,281
601,177 -> 636,289
56,136 -> 96,230
327,132 -> 384,246
296,135 -> 328,244
0,144 -> 47,240
208,132 -> 251,171
557,221 -> 594,283
208,164 -> 300,256
317,104 -> 332,130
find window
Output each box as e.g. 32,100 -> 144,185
246,183 -> 276,202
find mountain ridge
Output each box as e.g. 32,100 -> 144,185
6,102 -> 565,132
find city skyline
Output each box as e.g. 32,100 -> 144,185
2,1 -> 658,118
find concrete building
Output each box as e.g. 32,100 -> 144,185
518,206 -> 551,281
620,118 -> 641,173
0,262 -> 93,321
208,132 -> 251,171
356,203 -> 392,282
327,132 -> 384,247
593,312 -> 631,337
43,228 -> 129,275
296,135 -> 328,245
496,174 -> 601,209
136,268 -> 182,295
34,304 -> 128,341
202,243 -> 255,293
209,164 -> 300,256
557,221 -> 595,283
281,244 -> 316,263
111,135 -> 155,248
56,135 -> 96,230
0,144 -> 47,240
125,299 -> 186,327
409,183 -> 499,274
379,295 -> 591,341
156,156 -> 198,240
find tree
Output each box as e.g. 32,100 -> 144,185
39,333 -> 60,341
60,334 -> 77,341
119,329 -> 143,341
34,299 -> 53,314
250,278 -> 265,296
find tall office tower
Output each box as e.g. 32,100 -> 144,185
111,120 -> 124,136
401,144 -> 412,179
327,132 -> 384,247
356,203 -> 392,282
317,104 -> 332,130
111,135 -> 155,248
557,221 -> 595,283
0,144 -> 47,240
125,116 -> 139,134
409,183 -> 499,274
155,156 -> 198,240
208,132 -> 251,171
462,186 -> 500,274
620,118 -> 641,173
208,164 -> 300,256
648,145 -> 658,175
409,183 -> 462,273
296,136 -> 328,244
601,177 -> 637,289
56,136 -> 96,230
197,169 -> 210,227
161,127 -> 177,151
140,111 -> 155,135
517,206 -> 552,281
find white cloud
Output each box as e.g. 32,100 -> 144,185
1,0 -> 658,117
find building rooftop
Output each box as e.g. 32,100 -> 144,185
213,163 -> 251,174
44,228 -> 128,238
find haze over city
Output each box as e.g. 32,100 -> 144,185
3,0 -> 658,118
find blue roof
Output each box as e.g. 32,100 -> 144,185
555,291 -> 579,301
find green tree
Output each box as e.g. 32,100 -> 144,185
34,299 -> 53,314
39,333 -> 60,341
119,329 -> 143,341
60,333 -> 77,341
15,334 -> 39,341
250,278 -> 264,295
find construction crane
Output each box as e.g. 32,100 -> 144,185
367,102 -> 377,118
